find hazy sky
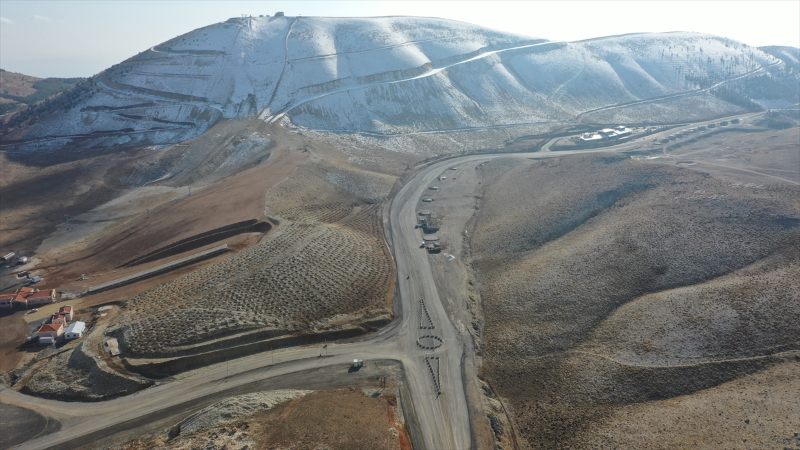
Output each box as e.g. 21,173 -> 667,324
1,1 -> 799,78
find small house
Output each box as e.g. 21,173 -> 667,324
58,305 -> 74,322
38,322 -> 64,345
65,321 -> 86,340
275,11 -> 285,16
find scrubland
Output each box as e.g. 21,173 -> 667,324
470,154 -> 800,448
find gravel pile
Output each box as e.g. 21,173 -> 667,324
21,342 -> 152,401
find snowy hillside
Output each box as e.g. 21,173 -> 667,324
1,15 -> 787,153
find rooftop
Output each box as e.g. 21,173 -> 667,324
28,290 -> 52,298
65,321 -> 86,334
38,323 -> 63,333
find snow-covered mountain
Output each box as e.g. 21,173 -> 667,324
1,15 -> 788,153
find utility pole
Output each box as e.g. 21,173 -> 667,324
146,209 -> 149,218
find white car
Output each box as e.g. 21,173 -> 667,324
30,308 -> 39,313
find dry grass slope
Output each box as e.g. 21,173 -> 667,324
471,154 -> 800,449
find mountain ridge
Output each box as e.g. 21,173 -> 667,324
0,16 -> 793,155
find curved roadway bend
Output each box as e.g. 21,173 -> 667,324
1,145 -> 632,450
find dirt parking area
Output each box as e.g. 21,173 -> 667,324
0,312 -> 28,374
649,126 -> 800,185
0,403 -> 61,449
118,389 -> 409,450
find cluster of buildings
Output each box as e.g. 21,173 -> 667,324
0,288 -> 56,310
580,125 -> 632,143
1,287 -> 87,345
37,305 -> 86,345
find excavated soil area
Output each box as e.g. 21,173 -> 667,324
119,219 -> 271,267
470,154 -> 800,449
118,388 -> 410,450
654,126 -> 800,185
34,148 -> 306,292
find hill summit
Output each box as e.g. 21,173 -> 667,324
1,15 -> 791,153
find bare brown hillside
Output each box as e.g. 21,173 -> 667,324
470,154 -> 800,449
0,69 -> 83,118
0,70 -> 40,97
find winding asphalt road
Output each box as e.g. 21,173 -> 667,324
1,143 -> 620,450
2,103 -> 772,448
4,103 -> 775,449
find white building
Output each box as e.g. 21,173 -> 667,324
64,321 -> 86,340
580,126 -> 632,142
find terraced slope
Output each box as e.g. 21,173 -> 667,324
3,16 -> 786,155
470,154 -> 800,449
109,157 -> 396,358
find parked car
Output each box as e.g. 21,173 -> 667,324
30,308 -> 39,313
